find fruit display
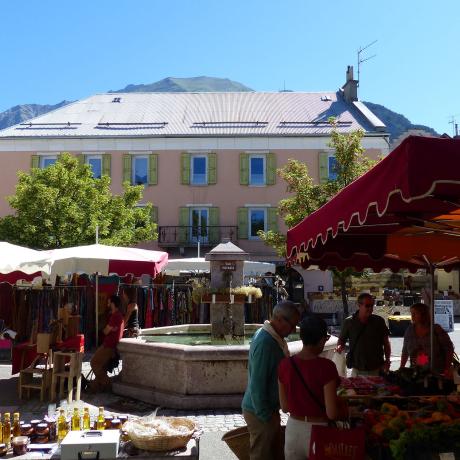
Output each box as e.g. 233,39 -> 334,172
358,396 -> 460,460
339,376 -> 401,397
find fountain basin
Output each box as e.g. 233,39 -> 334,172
113,324 -> 338,409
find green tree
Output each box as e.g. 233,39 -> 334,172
0,153 -> 157,249
259,119 -> 378,315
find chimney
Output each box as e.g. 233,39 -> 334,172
342,65 -> 358,102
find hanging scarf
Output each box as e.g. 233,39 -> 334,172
262,320 -> 290,357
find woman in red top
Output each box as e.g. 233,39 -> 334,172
89,295 -> 124,392
278,315 -> 346,460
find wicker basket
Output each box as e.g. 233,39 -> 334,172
124,417 -> 196,452
222,426 -> 250,460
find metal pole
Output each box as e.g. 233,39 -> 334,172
96,225 -> 99,244
95,272 -> 99,347
423,256 -> 435,372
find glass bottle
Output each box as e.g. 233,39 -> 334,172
57,408 -> 68,442
82,408 -> 91,430
96,407 -> 105,430
3,413 -> 11,447
71,408 -> 81,431
12,413 -> 21,437
0,413 -> 3,444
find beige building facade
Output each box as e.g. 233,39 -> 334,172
0,72 -> 390,262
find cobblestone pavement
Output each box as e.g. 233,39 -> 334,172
0,362 -> 288,433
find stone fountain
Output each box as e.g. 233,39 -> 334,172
113,242 -> 337,409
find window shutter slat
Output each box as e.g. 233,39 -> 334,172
148,154 -> 158,185
178,207 -> 189,243
208,153 -> 217,185
266,153 -> 277,185
102,154 -> 111,177
151,206 -> 158,224
181,153 -> 191,185
318,151 -> 329,184
208,207 -> 220,243
268,208 -> 278,232
31,155 -> 39,169
123,154 -> 132,184
239,153 -> 249,185
237,207 -> 248,239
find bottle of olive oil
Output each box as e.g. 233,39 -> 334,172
96,407 -> 105,430
71,407 -> 81,431
12,412 -> 21,437
82,407 -> 91,430
3,413 -> 11,447
0,413 -> 3,444
58,408 -> 68,442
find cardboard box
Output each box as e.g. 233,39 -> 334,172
60,430 -> 119,460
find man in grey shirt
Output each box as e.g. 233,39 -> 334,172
336,293 -> 391,376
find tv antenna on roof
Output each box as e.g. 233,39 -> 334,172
357,40 -> 377,87
448,115 -> 459,137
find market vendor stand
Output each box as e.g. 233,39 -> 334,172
286,135 -> 460,460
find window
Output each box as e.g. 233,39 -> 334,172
132,155 -> 148,185
190,208 -> 209,243
86,155 -> 102,179
191,155 -> 207,185
328,154 -> 338,180
249,155 -> 266,185
40,155 -> 57,168
249,208 -> 267,239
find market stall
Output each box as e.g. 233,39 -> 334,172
0,409 -> 200,459
286,135 -> 460,458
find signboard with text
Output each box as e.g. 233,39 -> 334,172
220,262 -> 236,271
434,300 -> 454,332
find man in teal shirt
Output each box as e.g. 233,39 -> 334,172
242,300 -> 300,460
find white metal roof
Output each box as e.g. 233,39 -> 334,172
0,91 -> 386,138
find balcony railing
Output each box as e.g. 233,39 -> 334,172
158,226 -> 238,247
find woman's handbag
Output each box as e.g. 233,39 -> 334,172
309,424 -> 365,460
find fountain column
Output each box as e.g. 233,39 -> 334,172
205,241 -> 249,341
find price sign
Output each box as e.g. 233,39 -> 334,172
434,300 -> 454,332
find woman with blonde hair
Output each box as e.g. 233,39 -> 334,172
400,302 -> 454,376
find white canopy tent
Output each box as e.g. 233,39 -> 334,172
164,257 -> 276,277
0,242 -> 51,275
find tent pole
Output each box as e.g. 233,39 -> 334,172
95,272 -> 99,347
423,256 -> 435,372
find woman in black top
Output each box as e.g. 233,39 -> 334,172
122,286 -> 140,338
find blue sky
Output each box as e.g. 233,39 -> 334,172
1,0 -> 459,135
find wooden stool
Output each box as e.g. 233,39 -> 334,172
51,351 -> 83,403
19,351 -> 53,401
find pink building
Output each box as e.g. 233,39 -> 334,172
0,68 -> 389,262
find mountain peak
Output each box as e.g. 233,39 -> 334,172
111,76 -> 253,94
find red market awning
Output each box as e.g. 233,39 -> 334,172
286,136 -> 460,273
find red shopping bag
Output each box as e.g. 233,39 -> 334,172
309,425 -> 365,460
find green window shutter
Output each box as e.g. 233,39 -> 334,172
148,154 -> 158,185
178,207 -> 189,243
239,153 -> 249,185
319,151 -> 329,184
237,207 -> 248,239
31,155 -> 39,169
122,154 -> 132,184
76,154 -> 86,165
181,153 -> 191,185
207,153 -> 217,185
151,206 -> 158,224
102,154 -> 111,177
266,152 -> 277,185
267,208 -> 279,232
208,207 -> 220,243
